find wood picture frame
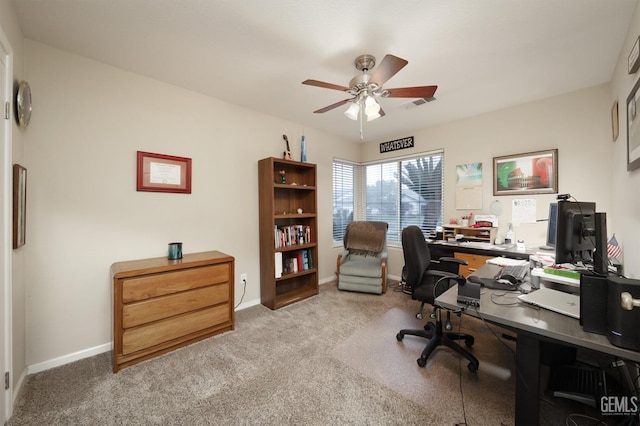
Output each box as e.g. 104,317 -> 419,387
612,100 -> 619,142
136,151 -> 192,193
13,164 -> 27,249
629,36 -> 640,75
627,77 -> 640,171
493,149 -> 558,196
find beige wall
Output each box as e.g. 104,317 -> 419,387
355,84 -> 614,279
610,0 -> 640,280
22,40 -> 359,369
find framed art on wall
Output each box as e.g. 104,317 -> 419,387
13,164 -> 27,249
493,149 -> 558,196
627,77 -> 640,171
136,151 -> 192,193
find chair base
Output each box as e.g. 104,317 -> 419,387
396,314 -> 479,372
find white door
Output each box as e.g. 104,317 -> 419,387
0,29 -> 12,422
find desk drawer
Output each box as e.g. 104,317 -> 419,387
122,264 -> 229,303
455,253 -> 492,276
122,304 -> 230,355
123,283 -> 229,328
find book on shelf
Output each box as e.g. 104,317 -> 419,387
274,224 -> 312,248
279,249 -> 314,275
274,252 -> 283,278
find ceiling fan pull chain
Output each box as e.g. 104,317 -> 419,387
359,99 -> 364,140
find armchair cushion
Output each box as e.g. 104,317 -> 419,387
337,221 -> 388,294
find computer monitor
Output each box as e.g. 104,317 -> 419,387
555,200 -> 597,265
540,202 -> 558,251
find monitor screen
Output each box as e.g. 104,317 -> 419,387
555,201 -> 596,265
545,202 -> 558,248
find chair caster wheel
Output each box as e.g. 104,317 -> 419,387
465,337 -> 475,347
417,358 -> 426,368
396,333 -> 404,341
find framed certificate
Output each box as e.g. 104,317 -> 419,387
136,151 -> 192,193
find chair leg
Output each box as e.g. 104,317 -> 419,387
441,336 -> 479,372
398,308 -> 479,372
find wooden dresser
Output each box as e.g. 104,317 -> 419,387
111,250 -> 234,372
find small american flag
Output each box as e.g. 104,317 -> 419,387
607,234 -> 622,260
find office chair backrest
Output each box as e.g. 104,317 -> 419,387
402,226 -> 432,289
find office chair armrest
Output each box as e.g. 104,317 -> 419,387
438,256 -> 468,266
424,269 -> 459,280
430,272 -> 466,298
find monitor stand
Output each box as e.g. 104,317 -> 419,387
538,245 -> 554,251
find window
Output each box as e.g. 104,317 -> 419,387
332,160 -> 355,242
366,151 -> 444,242
332,151 -> 444,244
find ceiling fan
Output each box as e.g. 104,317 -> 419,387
302,54 -> 437,124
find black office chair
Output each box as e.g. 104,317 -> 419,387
396,225 -> 480,372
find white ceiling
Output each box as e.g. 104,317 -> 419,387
10,0 -> 639,143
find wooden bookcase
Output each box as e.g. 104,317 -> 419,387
258,157 -> 319,310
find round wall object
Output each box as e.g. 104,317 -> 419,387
16,80 -> 32,128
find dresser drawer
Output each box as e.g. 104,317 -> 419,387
123,283 -> 229,328
122,304 -> 230,355
122,264 -> 229,303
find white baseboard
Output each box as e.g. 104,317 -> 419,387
12,368 -> 27,406
27,342 -> 112,375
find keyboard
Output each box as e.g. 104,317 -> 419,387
498,264 -> 529,282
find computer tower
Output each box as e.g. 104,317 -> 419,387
607,276 -> 640,351
580,273 -> 608,335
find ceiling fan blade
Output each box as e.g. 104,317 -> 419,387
370,54 -> 408,87
384,85 -> 438,98
313,99 -> 351,113
302,79 -> 350,92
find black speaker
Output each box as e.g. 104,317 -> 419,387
593,212 -> 608,275
607,276 -> 640,351
580,272 -> 608,335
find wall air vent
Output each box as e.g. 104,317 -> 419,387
402,97 -> 437,109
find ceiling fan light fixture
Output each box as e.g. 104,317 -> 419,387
364,95 -> 380,116
366,110 -> 381,121
344,101 -> 360,120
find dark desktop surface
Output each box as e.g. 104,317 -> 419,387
427,240 -> 536,259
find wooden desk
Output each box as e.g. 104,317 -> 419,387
428,240 -> 535,276
436,265 -> 640,425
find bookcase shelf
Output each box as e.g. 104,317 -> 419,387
258,157 -> 319,310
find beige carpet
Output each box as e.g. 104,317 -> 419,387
331,307 -> 517,425
7,281 -> 608,425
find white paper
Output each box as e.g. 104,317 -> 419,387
511,199 -> 536,224
150,161 -> 181,185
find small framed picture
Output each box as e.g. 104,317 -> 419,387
136,151 -> 192,193
13,164 -> 27,249
612,100 -> 619,142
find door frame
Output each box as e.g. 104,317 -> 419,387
0,24 -> 14,421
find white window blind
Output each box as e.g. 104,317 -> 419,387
332,160 -> 355,243
365,151 -> 444,242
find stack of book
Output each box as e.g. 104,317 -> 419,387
274,225 -> 312,248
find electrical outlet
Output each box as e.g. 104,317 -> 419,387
240,273 -> 247,284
